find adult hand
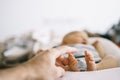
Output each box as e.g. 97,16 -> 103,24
38,46 -> 77,80
0,46 -> 77,80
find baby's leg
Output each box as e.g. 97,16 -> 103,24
85,51 -> 96,71
96,55 -> 118,70
92,40 -> 105,58
68,53 -> 80,71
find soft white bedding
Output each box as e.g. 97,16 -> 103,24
59,68 -> 120,80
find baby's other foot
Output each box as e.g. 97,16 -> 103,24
68,53 -> 79,71
85,51 -> 96,71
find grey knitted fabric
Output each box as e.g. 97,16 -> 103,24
67,44 -> 101,71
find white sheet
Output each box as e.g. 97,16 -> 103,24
59,67 -> 120,80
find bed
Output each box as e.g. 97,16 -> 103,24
59,37 -> 120,80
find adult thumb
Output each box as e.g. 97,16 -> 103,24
54,66 -> 65,79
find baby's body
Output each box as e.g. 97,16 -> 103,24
57,31 -> 118,71
67,44 -> 101,71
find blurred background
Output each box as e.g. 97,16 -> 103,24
0,0 -> 120,40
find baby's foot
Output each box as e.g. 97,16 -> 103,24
85,51 -> 96,71
57,55 -> 69,65
68,53 -> 80,71
56,55 -> 70,71
56,62 -> 70,71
